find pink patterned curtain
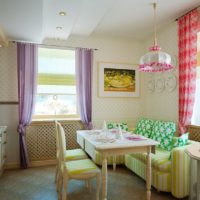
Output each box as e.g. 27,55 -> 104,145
178,9 -> 200,134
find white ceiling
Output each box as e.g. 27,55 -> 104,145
0,0 -> 199,43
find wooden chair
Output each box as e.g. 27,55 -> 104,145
54,121 -> 88,187
57,122 -> 101,200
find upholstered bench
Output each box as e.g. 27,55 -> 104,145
125,117 -> 195,199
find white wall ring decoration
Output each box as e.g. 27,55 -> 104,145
165,73 -> 177,92
147,79 -> 155,93
155,77 -> 165,93
171,55 -> 177,72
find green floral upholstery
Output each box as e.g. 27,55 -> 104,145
171,133 -> 189,148
107,122 -> 128,131
135,118 -> 154,137
169,133 -> 189,159
150,121 -> 176,151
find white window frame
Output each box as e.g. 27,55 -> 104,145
33,46 -> 79,120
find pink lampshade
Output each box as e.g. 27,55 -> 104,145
139,3 -> 174,72
139,44 -> 174,72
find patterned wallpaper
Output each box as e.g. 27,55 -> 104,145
142,22 -> 178,122
0,43 -> 18,102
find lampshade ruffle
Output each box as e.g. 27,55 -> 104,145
139,45 -> 174,72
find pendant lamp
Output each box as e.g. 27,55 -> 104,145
139,3 -> 174,72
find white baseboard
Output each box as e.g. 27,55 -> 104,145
5,160 -> 56,169
5,162 -> 20,169
29,160 -> 56,167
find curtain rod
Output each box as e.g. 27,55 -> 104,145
175,5 -> 200,21
10,40 -> 98,51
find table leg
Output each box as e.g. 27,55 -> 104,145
102,153 -> 107,200
197,160 -> 200,200
113,155 -> 116,171
146,147 -> 151,200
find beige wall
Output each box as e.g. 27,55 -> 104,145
142,22 -> 178,123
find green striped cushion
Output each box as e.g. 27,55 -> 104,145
125,154 -> 171,192
171,145 -> 190,198
128,147 -> 171,173
66,159 -> 98,175
65,149 -> 88,161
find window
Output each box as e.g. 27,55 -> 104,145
192,32 -> 200,125
33,47 -> 78,119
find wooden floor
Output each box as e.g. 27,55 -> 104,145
0,165 -> 188,200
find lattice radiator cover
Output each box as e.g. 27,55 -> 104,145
188,125 -> 200,142
26,120 -> 84,161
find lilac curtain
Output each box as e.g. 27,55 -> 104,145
75,48 -> 93,129
17,43 -> 38,168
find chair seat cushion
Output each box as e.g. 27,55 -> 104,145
65,149 -> 88,161
66,159 -> 99,175
128,147 -> 171,173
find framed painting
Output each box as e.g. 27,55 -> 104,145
98,62 -> 139,97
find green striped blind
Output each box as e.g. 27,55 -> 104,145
38,73 -> 75,85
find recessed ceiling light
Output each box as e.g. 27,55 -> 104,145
56,26 -> 63,30
59,11 -> 66,16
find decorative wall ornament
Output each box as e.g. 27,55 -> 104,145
171,55 -> 178,72
147,79 -> 155,93
155,76 -> 165,93
164,73 -> 177,92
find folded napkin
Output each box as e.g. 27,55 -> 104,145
95,135 -> 116,143
86,130 -> 101,135
125,135 -> 147,141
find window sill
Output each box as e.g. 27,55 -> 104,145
30,118 -> 81,125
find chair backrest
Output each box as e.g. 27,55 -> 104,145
57,122 -> 67,163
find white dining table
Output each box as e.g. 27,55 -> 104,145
76,130 -> 158,200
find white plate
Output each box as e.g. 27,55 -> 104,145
164,73 -> 177,92
95,138 -> 116,143
86,130 -> 101,135
147,79 -> 155,92
155,77 -> 165,93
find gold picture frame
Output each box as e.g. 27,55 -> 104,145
98,62 -> 139,97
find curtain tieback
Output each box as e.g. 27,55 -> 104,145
18,124 -> 26,135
